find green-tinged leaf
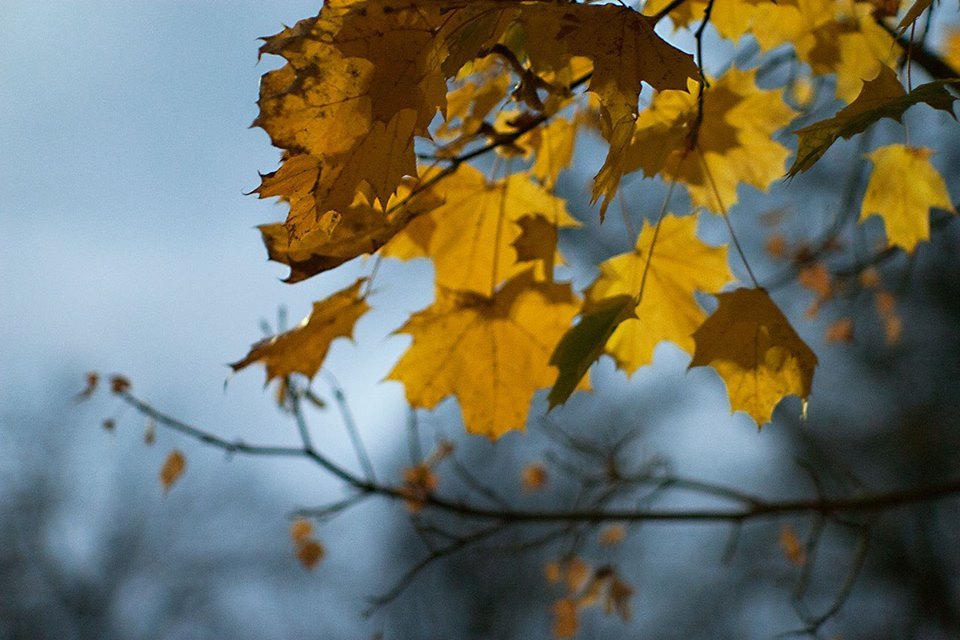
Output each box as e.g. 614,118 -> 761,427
897,0 -> 933,33
788,67 -> 958,176
548,295 -> 636,408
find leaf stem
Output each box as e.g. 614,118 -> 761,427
696,145 -> 760,287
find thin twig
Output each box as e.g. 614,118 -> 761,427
365,522 -> 507,611
323,372 -> 377,483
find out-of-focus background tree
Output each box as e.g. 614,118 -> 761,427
3,2 -> 960,639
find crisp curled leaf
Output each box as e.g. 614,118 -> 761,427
860,144 -> 954,253
231,279 -> 369,381
256,1 -> 515,237
788,66 -> 959,176
548,295 -> 636,408
690,288 -> 818,426
387,271 -> 580,439
258,178 -> 442,283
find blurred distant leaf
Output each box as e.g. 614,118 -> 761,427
76,371 -> 99,401
296,540 -> 326,570
160,450 -> 186,492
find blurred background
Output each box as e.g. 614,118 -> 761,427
2,2 -> 960,638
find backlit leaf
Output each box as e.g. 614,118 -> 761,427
626,68 -> 796,212
859,144 -> 954,253
387,271 -> 580,438
258,178 -> 442,283
385,165 -> 578,296
231,279 -> 369,382
690,288 -> 818,426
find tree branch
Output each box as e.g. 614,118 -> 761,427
114,389 -> 960,525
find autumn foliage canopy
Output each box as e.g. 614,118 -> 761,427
221,0 -> 958,441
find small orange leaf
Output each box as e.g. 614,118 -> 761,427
551,598 -> 579,638
798,263 -> 832,299
598,525 -> 626,546
765,235 -> 788,259
160,450 -> 186,492
875,291 -> 896,317
401,464 -> 439,513
290,518 -> 314,544
779,525 -> 807,567
109,375 -> 131,394
76,372 -> 99,401
545,561 -> 562,584
859,267 -> 881,289
296,540 -> 325,570
521,463 -> 549,491
825,318 -> 854,344
564,557 -> 591,594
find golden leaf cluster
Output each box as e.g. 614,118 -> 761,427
228,0 -> 960,437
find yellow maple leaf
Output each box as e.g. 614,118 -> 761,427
437,63 -> 513,143
512,214 -> 561,280
384,164 -> 579,296
587,214 -> 734,374
690,288 -> 818,426
231,279 -> 369,382
387,271 -> 580,439
626,68 -> 796,213
859,144 -> 954,253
